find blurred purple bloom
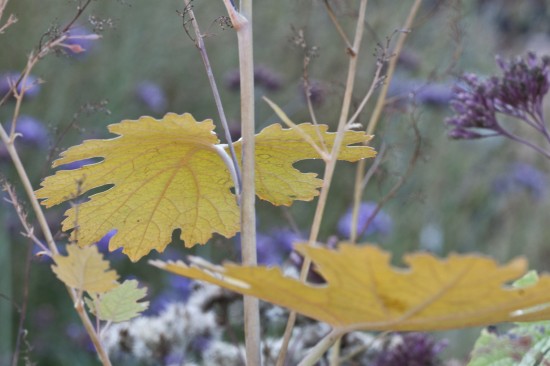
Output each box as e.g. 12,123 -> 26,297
492,162 -> 548,199
164,351 -> 185,366
13,115 -> 48,147
301,80 -> 326,106
56,158 -> 98,170
388,78 -> 453,106
224,65 -> 282,92
373,333 -> 447,366
338,202 -> 393,239
63,26 -> 99,56
235,229 -> 303,266
0,72 -> 41,99
190,335 -> 212,353
135,81 -> 168,113
446,52 -> 550,141
95,230 -> 125,261
168,274 -> 193,300
147,273 -> 194,315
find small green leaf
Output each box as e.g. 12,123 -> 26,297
513,270 -> 539,288
86,280 -> 148,322
469,322 -> 550,366
52,244 -> 118,294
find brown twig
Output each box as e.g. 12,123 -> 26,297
180,1 -> 242,193
323,0 -> 354,55
350,0 -> 423,244
277,1 -> 369,364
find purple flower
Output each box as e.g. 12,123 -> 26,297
373,333 -> 447,366
12,115 -> 48,147
62,26 -> 99,56
338,201 -> 393,239
446,74 -> 501,139
0,72 -> 41,99
235,229 -> 303,266
388,78 -> 453,106
135,81 -> 168,114
492,162 -> 547,199
446,53 -> 550,143
494,52 -> 549,118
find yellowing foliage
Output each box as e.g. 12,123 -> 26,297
52,244 -> 118,294
231,123 -> 375,205
152,244 -> 550,331
36,113 -> 375,261
37,114 -> 239,261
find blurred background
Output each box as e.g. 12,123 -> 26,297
1,0 -> 550,364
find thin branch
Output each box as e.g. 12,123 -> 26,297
366,0 -> 422,135
2,181 -> 50,254
0,14 -> 17,34
0,2 -> 113,364
297,329 -> 344,366
350,0 -> 422,244
11,246 -> 32,366
180,1 -> 242,194
323,0 -> 354,55
264,97 -> 329,161
358,119 -> 421,239
277,1 -> 369,364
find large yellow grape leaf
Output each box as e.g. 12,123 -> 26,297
52,244 -> 118,294
36,113 -> 240,261
229,123 -> 375,205
152,244 -> 550,331
36,113 -> 375,261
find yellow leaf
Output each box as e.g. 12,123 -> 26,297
36,114 -> 240,261
152,244 -> 550,331
36,114 -> 375,261
230,123 -> 375,205
52,244 -> 118,294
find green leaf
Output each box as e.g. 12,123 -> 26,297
469,322 -> 550,366
513,270 -> 539,288
85,280 -> 148,322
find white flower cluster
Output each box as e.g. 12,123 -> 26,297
101,282 -> 222,365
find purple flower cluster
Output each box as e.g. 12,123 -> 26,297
446,52 -> 550,143
372,332 -> 447,366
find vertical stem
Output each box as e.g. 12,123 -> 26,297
0,127 -> 112,366
350,0 -> 422,244
277,0 -> 369,364
223,0 -> 261,364
0,209 -> 12,366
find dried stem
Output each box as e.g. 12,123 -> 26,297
181,0 -> 242,193
297,329 -> 344,366
323,0 -> 354,55
0,3 -> 112,364
221,0 -> 261,364
350,0 -> 422,244
277,1 -> 369,364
